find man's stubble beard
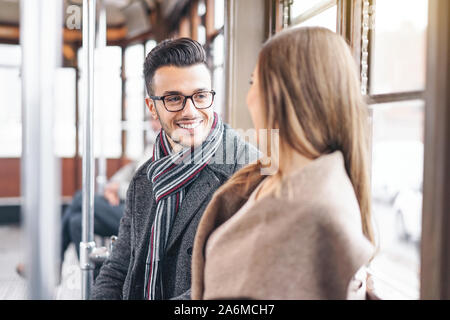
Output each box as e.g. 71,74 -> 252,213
156,109 -> 213,152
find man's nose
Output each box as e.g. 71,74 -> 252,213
181,97 -> 198,117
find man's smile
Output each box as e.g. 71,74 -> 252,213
176,119 -> 204,131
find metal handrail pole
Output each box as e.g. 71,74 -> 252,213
81,0 -> 97,300
20,0 -> 62,300
96,0 -> 107,195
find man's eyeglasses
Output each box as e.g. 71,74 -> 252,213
150,90 -> 216,112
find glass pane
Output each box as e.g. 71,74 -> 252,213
125,44 -> 144,77
145,40 -> 157,56
0,44 -> 21,66
293,5 -> 337,32
0,44 -> 21,157
198,25 -> 206,45
213,66 -> 224,119
291,0 -> 334,17
78,46 -> 121,77
0,67 -> 21,157
290,0 -> 337,33
214,0 -> 225,29
198,0 -> 206,16
54,68 -> 76,158
213,33 -> 224,67
212,33 -> 225,118
370,0 -> 428,94
126,78 -> 145,160
125,44 -> 146,160
78,46 -> 122,158
370,100 -> 424,299
95,74 -> 122,159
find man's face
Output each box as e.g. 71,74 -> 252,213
145,64 -> 214,151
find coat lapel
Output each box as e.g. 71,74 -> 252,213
165,167 -> 223,252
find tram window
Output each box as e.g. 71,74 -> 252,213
0,43 -> 21,65
291,0 -> 334,15
211,0 -> 225,118
145,40 -> 157,56
214,0 -> 225,29
293,5 -> 336,32
0,44 -> 21,157
125,44 -> 146,160
54,68 -> 76,158
77,46 -> 122,158
290,0 -> 337,32
369,100 -> 424,299
365,0 -> 429,299
370,0 -> 428,95
212,33 -> 225,118
145,40 -> 157,125
0,46 -> 76,158
198,0 -> 207,45
198,24 -> 207,45
199,0 -> 206,16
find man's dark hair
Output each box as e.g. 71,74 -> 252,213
143,38 -> 207,95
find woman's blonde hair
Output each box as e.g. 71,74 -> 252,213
223,27 -> 374,244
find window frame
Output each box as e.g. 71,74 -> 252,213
291,0 -> 337,26
363,0 -> 427,300
365,0 -> 427,101
420,0 -> 450,300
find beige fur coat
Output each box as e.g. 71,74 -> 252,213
191,151 -> 375,300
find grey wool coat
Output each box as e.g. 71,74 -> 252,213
92,123 -> 260,300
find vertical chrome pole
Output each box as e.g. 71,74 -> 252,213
20,0 -> 62,299
81,0 -> 97,300
96,0 -> 107,195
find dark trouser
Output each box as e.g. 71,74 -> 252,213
61,190 -> 124,262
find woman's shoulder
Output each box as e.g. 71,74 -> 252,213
285,152 -> 359,211
263,151 -> 367,242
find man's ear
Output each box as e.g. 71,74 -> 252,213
145,97 -> 159,120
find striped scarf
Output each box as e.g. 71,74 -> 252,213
144,112 -> 224,300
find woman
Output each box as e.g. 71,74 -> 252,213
191,27 -> 376,300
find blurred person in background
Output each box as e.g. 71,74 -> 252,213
16,117 -> 161,279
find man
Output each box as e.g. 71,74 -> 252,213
92,38 -> 259,300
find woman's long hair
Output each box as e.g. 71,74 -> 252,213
223,27 -> 374,244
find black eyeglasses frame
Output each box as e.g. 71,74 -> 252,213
150,90 -> 216,112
